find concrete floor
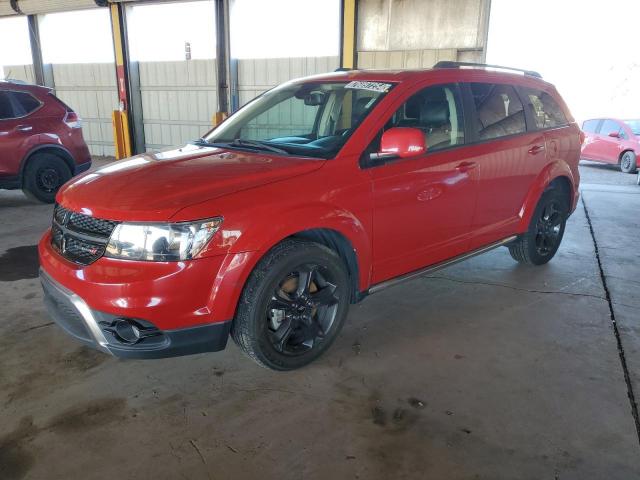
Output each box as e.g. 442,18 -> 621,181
1,159 -> 639,479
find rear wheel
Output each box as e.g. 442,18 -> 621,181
231,239 -> 350,370
620,151 -> 637,173
22,153 -> 71,203
508,188 -> 568,266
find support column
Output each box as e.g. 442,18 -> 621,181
214,0 -> 232,125
27,15 -> 54,88
340,0 -> 357,69
109,2 -> 144,158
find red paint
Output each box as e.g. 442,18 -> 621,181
0,81 -> 91,183
380,127 -> 426,158
40,68 -> 581,335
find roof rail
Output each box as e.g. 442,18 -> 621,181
334,67 -> 354,72
433,61 -> 542,79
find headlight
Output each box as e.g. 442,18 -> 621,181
105,217 -> 223,261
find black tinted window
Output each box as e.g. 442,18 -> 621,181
385,83 -> 464,151
470,83 -> 526,140
0,92 -> 14,119
582,119 -> 599,133
11,91 -> 41,116
600,119 -> 621,136
520,87 -> 567,129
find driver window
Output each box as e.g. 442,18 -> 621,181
384,83 -> 465,152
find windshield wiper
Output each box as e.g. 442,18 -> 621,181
229,139 -> 290,155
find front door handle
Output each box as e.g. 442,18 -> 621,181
528,145 -> 545,155
456,161 -> 477,173
15,125 -> 33,132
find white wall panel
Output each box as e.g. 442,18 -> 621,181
2,64 -> 35,83
138,59 -> 218,150
357,49 -> 459,69
51,63 -> 118,157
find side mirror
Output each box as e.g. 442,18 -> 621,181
376,127 -> 426,161
608,131 -> 620,138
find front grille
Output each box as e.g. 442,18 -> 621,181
51,204 -> 119,266
41,275 -> 92,342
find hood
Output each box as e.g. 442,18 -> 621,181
57,144 -> 325,221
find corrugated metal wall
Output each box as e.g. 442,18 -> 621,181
52,63 -> 118,156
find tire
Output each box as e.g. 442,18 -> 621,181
22,153 -> 72,203
231,239 -> 350,371
508,188 -> 569,266
620,151 -> 637,174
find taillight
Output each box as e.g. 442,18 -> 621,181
63,110 -> 82,129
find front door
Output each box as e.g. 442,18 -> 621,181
369,83 -> 478,284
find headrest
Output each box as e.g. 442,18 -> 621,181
420,101 -> 450,128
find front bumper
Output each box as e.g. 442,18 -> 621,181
40,268 -> 231,359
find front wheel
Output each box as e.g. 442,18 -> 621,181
508,189 -> 568,266
231,239 -> 350,370
620,151 -> 637,174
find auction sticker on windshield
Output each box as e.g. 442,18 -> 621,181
344,81 -> 392,93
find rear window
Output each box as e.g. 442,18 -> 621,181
520,87 -> 567,129
469,83 -> 526,141
582,119 -> 600,133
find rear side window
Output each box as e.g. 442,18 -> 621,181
600,119 -> 622,136
520,87 -> 567,129
469,83 -> 526,141
0,91 -> 41,119
582,119 -> 600,133
0,92 -> 13,119
11,91 -> 41,117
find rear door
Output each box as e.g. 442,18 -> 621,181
462,82 -> 541,249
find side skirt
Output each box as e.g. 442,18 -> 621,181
366,235 -> 518,295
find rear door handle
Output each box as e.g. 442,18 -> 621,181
528,145 -> 545,155
456,161 -> 477,173
15,125 -> 33,132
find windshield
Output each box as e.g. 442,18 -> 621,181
624,120 -> 640,135
203,80 -> 394,159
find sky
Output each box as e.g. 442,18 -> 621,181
486,0 -> 640,122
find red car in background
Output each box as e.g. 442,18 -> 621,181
0,80 -> 91,202
581,118 -> 640,173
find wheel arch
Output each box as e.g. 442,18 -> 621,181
517,161 -> 576,233
19,144 -> 76,184
618,148 -> 635,163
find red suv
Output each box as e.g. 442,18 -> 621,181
39,63 -> 581,370
0,80 -> 91,202
581,118 -> 639,173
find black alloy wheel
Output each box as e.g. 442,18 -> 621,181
267,264 -> 339,355
534,200 -> 563,257
231,239 -> 350,370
